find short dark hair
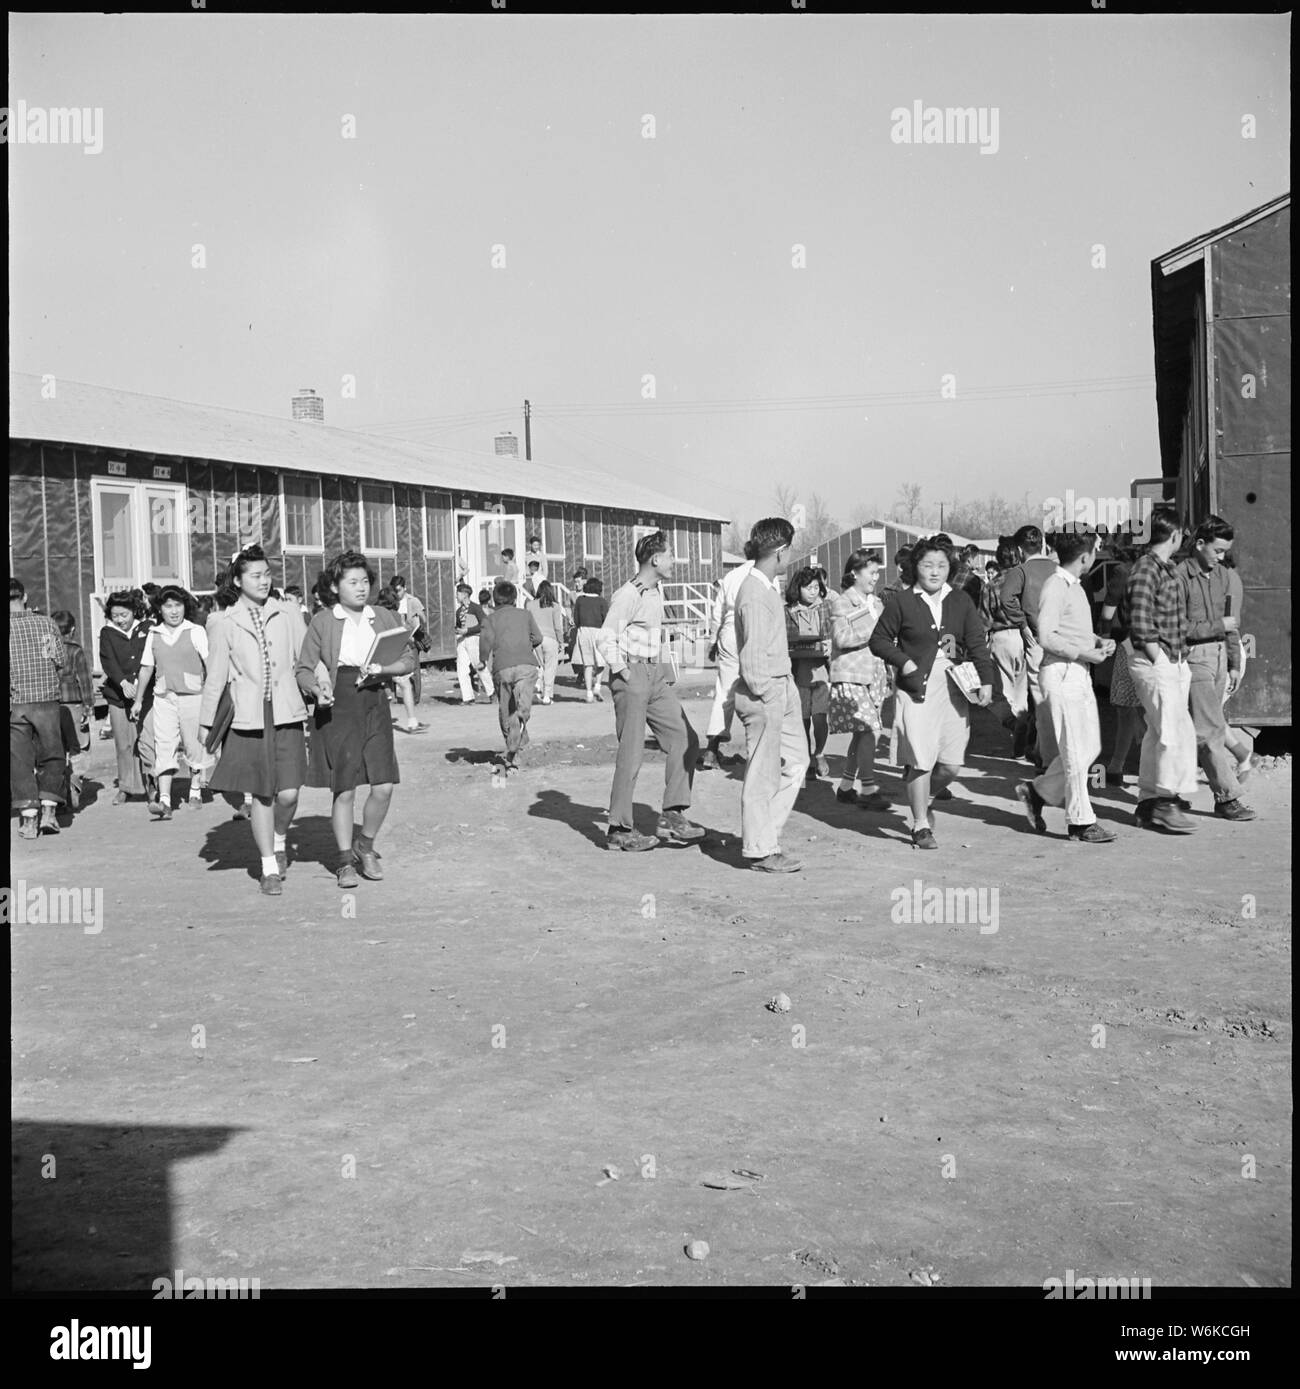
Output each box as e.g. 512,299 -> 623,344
500,548 -> 515,561
635,530 -> 669,566
536,580 -> 557,608
477,587 -> 492,604
527,559 -> 540,570
156,585 -> 199,621
583,577 -> 603,595
841,547 -> 882,591
374,585 -> 400,612
456,582 -> 473,596
911,536 -> 954,569
743,516 -> 796,560
1148,507 -> 1181,547
1012,524 -> 1043,553
51,608 -> 76,634
106,588 -> 145,621
494,579 -> 517,605
1054,532 -> 1099,566
1192,514 -> 1234,546
392,575 -> 407,588
528,535 -> 541,546
284,584 -> 304,599
10,577 -> 26,602
142,582 -> 162,598
786,566 -> 828,606
995,536 -> 1021,569
573,566 -> 589,579
216,544 -> 271,607
893,547 -> 911,567
324,550 -> 378,596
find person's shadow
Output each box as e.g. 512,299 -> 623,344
444,747 -> 502,766
197,812 -> 339,882
527,788 -> 610,847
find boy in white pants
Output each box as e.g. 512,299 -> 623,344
1016,532 -> 1116,842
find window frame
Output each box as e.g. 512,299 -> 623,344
542,504 -> 566,559
699,523 -> 713,565
672,523 -> 690,567
582,507 -> 603,560
423,488 -> 455,557
279,472 -> 324,553
359,481 -> 398,555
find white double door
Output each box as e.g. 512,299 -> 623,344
90,478 -> 192,647
456,510 -> 525,593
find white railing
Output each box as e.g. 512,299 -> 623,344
660,581 -> 714,634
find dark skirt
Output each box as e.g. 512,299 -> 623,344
306,666 -> 400,793
208,700 -> 307,798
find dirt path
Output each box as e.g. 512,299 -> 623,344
11,675 -> 1291,1288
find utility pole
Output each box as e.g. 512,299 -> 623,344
524,399 -> 532,461
939,501 -> 945,530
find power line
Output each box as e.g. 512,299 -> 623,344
355,374 -> 1154,433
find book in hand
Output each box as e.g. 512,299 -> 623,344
945,660 -> 983,703
357,625 -> 412,682
203,684 -> 235,752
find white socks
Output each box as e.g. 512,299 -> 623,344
273,833 -> 286,852
260,855 -> 279,878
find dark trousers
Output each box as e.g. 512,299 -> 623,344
10,702 -> 66,810
496,664 -> 536,760
608,663 -> 698,831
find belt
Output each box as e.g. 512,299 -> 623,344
623,655 -> 662,666
1185,636 -> 1224,646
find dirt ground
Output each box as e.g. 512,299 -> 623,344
10,666 -> 1292,1290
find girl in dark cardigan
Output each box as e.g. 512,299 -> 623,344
869,537 -> 995,849
98,590 -> 152,803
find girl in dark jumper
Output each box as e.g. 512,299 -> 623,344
870,537 -> 994,849
296,552 -> 415,888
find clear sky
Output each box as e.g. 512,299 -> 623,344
9,11 -> 1290,530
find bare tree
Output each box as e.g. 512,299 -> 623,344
804,492 -> 840,549
850,499 -> 884,527
894,483 -> 923,525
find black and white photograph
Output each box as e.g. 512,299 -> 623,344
7,2 -> 1291,1343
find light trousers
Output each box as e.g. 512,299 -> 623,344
1187,642 -> 1241,803
456,636 -> 494,701
1125,641 -> 1197,801
989,628 -> 1028,718
152,691 -> 208,778
1033,662 -> 1101,826
535,637 -> 560,699
734,675 -> 809,859
1024,639 -> 1058,766
706,647 -> 740,740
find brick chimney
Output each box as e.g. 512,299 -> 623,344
292,388 -> 324,423
494,431 -> 519,458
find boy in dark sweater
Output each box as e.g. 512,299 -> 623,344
477,580 -> 543,771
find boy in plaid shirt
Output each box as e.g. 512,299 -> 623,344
1118,509 -> 1197,832
9,578 -> 69,837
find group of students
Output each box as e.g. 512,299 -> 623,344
11,505 -> 1258,885
592,509 -> 1258,870
9,547 -> 428,896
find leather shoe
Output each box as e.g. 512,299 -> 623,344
356,845 -> 384,880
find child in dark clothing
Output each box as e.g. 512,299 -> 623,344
476,580 -> 543,772
52,610 -> 93,812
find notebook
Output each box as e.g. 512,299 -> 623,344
945,660 -> 983,703
360,625 -> 412,673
